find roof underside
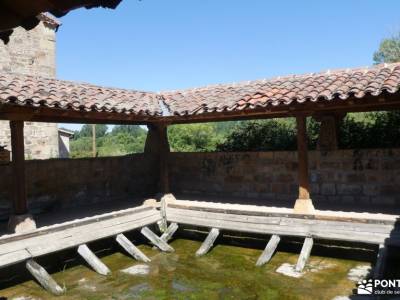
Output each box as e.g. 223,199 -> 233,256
0,0 -> 121,43
0,63 -> 400,125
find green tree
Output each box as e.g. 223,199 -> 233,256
216,118 -> 320,152
74,124 -> 108,139
373,34 -> 400,64
168,123 -> 222,152
112,125 -> 146,136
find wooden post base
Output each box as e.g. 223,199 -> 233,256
293,199 -> 315,214
8,214 -> 36,233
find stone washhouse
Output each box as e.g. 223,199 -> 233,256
0,62 -> 399,294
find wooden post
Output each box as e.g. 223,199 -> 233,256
256,234 -> 280,266
373,244 -> 387,279
92,124 -> 96,157
315,113 -> 345,151
294,115 -> 315,214
10,121 -> 27,215
158,124 -> 170,194
77,244 -> 111,275
295,237 -> 314,272
115,234 -> 151,262
145,124 -> 170,194
141,226 -> 174,252
26,259 -> 65,295
196,228 -> 220,257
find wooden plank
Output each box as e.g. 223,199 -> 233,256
295,237 -> 313,272
141,226 -> 174,252
168,200 -> 399,224
256,235 -> 280,266
25,210 -> 159,256
196,228 -> 220,257
77,244 -> 111,276
0,249 -> 31,268
160,222 -> 179,242
115,233 -> 151,262
373,244 -> 387,279
0,205 -> 154,245
28,214 -> 160,258
168,207 -> 395,233
167,209 -> 399,245
26,259 -> 64,295
167,207 -> 282,225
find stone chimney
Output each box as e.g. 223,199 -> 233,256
0,15 -> 61,159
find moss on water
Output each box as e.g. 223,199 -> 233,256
0,239 -> 365,300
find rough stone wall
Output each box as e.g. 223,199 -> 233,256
0,19 -> 59,159
0,155 -> 158,220
0,22 -> 56,77
169,149 -> 400,209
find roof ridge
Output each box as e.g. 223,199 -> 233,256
161,63 -> 400,94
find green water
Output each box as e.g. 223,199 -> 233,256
0,239 -> 367,300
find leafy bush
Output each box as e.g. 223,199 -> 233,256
168,123 -> 223,152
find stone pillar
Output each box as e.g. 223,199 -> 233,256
145,123 -> 170,194
293,115 -> 315,214
315,113 -> 345,151
8,121 -> 36,233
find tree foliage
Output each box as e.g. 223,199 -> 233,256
70,125 -> 146,158
73,124 -> 108,139
168,123 -> 223,152
216,118 -> 320,152
373,34 -> 400,64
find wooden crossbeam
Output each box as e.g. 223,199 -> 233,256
373,243 -> 387,279
196,228 -> 220,257
26,259 -> 64,295
160,223 -> 179,243
256,234 -> 280,266
115,233 -> 151,262
295,237 -> 313,272
141,226 -> 174,252
77,244 -> 111,275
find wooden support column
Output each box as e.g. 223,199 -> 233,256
8,121 -> 36,233
294,115 -> 315,214
145,123 -> 170,194
10,121 -> 27,215
315,113 -> 345,151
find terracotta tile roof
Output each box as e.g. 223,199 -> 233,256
0,73 -> 162,116
162,63 -> 400,116
0,63 -> 399,120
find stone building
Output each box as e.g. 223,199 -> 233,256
58,128 -> 74,158
0,14 -> 68,159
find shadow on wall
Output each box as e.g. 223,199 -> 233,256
0,154 -> 159,222
349,217 -> 400,299
169,149 -> 400,214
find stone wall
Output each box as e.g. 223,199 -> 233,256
0,21 -> 56,77
0,17 -> 59,159
0,149 -> 398,219
0,122 -> 60,159
0,155 -> 158,220
169,149 -> 400,210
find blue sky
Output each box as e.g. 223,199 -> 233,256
58,0 -> 400,131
